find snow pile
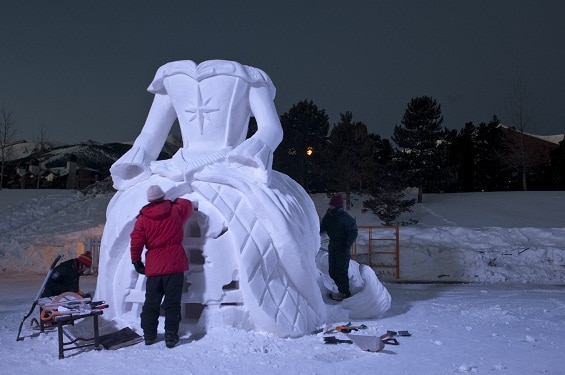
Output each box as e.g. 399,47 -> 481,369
399,226 -> 565,283
393,191 -> 565,284
0,190 -> 112,273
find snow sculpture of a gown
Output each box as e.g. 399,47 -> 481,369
96,60 -> 326,337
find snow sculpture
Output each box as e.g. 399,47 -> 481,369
96,60 -> 390,338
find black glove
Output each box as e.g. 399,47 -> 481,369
133,261 -> 145,275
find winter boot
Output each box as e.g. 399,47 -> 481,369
165,331 -> 179,348
144,331 -> 157,346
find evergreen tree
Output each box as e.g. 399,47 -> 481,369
323,112 -> 375,208
363,134 -> 394,190
362,189 -> 416,226
362,160 -> 416,225
391,96 -> 448,203
446,123 -> 477,192
474,116 -> 513,191
274,100 -> 330,190
372,134 -> 394,165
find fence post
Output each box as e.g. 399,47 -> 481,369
85,237 -> 101,275
352,226 -> 400,279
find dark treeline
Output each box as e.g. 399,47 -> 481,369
4,96 -> 564,223
269,97 -> 564,223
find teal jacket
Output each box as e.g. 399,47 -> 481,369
320,207 -> 358,252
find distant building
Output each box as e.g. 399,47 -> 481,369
10,158 -> 100,190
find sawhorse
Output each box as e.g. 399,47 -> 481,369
52,309 -> 103,359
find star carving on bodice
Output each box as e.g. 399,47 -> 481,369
184,85 -> 219,134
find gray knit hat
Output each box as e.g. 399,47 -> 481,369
147,185 -> 165,202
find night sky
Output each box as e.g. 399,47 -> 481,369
1,1 -> 564,144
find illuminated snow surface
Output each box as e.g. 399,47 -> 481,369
1,189 -> 564,374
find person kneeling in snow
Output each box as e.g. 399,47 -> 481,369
320,194 -> 358,301
41,251 -> 93,298
130,185 -> 193,348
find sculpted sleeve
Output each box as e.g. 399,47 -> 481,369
110,92 -> 177,190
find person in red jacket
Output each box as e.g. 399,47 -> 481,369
130,185 -> 193,348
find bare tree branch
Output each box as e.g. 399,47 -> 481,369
0,107 -> 18,189
503,78 -> 542,190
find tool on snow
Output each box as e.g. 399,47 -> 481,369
387,330 -> 412,337
40,303 -> 108,321
323,336 -> 353,344
39,292 -> 108,322
346,333 -> 386,352
322,326 -> 411,352
16,254 -> 62,341
319,322 -> 368,334
98,327 -> 144,350
336,323 -> 368,333
40,297 -> 92,309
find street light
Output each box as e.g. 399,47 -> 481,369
304,146 -> 314,192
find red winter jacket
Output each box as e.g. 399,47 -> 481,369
130,198 -> 193,276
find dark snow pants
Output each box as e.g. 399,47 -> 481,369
328,246 -> 351,296
141,272 -> 184,336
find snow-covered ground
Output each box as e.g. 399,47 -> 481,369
1,189 -> 564,374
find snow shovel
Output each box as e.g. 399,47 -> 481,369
16,255 -> 62,341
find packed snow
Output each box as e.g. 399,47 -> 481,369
95,59 -> 393,339
1,189 -> 564,374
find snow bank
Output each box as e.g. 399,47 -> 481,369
0,190 -> 111,273
399,226 -> 565,283
1,189 -> 564,285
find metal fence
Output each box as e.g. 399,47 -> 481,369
352,226 -> 400,279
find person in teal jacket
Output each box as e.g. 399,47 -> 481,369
320,194 -> 358,301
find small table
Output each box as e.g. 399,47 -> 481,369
38,294 -> 105,359
52,309 -> 103,359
